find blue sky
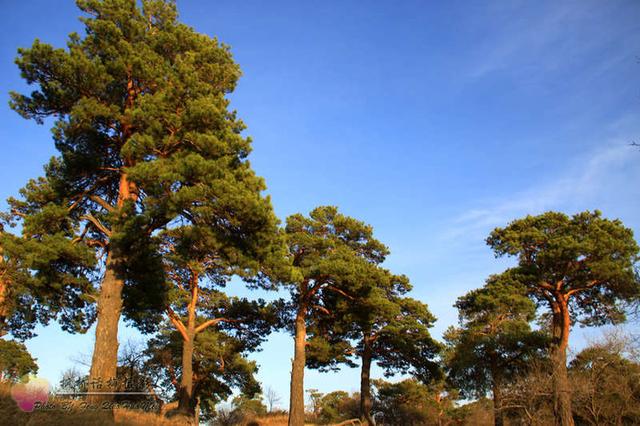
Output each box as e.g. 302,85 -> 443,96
1,0 -> 640,409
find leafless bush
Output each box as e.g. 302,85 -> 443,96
569,329 -> 640,425
500,359 -> 554,425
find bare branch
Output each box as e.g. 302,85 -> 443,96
166,307 -> 189,342
312,304 -> 331,315
325,285 -> 354,300
82,213 -> 112,237
89,195 -> 114,212
194,317 -> 239,334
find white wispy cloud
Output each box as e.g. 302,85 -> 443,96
467,0 -> 636,80
413,136 -> 640,338
442,138 -> 640,243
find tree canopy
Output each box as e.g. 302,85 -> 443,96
307,265 -> 440,425
0,340 -> 38,382
145,326 -> 262,420
6,0 -> 279,401
487,211 -> 639,328
569,334 -> 640,425
445,272 -> 548,426
487,210 -> 640,426
281,205 -> 389,426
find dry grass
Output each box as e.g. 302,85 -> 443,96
0,383 -> 193,426
238,413 -> 323,426
0,383 -> 330,426
114,408 -> 193,425
0,392 -> 115,426
241,413 -> 289,425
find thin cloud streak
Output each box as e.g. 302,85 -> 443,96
443,140 -> 640,244
466,0 -> 633,81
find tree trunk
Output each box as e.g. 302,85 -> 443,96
178,273 -> 198,415
178,334 -> 195,414
551,297 -> 574,426
360,335 -> 375,426
87,253 -> 124,403
289,306 -> 307,426
0,245 -> 8,337
552,346 -> 573,426
194,397 -> 200,425
87,171 -> 137,403
435,393 -> 444,426
492,378 -> 504,426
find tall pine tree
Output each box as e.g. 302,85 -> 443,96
487,211 -> 639,426
281,206 -> 388,426
308,268 -> 440,426
7,0 -> 278,401
157,223 -> 279,415
444,272 -> 548,426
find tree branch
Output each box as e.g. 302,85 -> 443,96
166,307 -> 189,342
325,285 -> 354,300
89,195 -> 114,212
312,304 -> 331,315
539,281 -> 555,291
566,280 -> 600,296
194,317 -> 239,334
72,223 -> 90,243
82,214 -> 112,237
10,209 -> 26,219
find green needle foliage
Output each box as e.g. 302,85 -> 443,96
312,390 -> 359,425
444,272 -> 548,426
152,197 -> 279,416
281,206 -> 388,426
0,340 -> 38,382
6,0 -> 278,400
0,216 -> 96,339
145,326 -> 263,422
308,267 -> 441,425
487,210 -> 640,426
373,378 -> 463,426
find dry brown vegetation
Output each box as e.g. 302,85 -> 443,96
0,383 -> 193,426
236,415 -> 359,426
240,413 -> 288,425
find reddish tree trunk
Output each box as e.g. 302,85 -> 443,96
178,274 -> 198,415
178,334 -> 195,414
88,253 -> 124,403
551,297 -> 574,426
0,246 -> 8,337
360,335 -> 375,425
87,172 -> 137,403
289,306 -> 307,426
489,354 -> 504,426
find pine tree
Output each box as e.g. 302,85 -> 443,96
157,223 -> 279,415
145,325 -> 265,421
281,206 -> 388,426
444,272 -> 548,426
7,0 -> 278,401
0,340 -> 38,382
487,211 -> 639,426
308,268 -> 441,426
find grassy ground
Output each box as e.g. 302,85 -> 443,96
241,414 -> 289,425
0,384 -> 316,426
0,383 -> 191,425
